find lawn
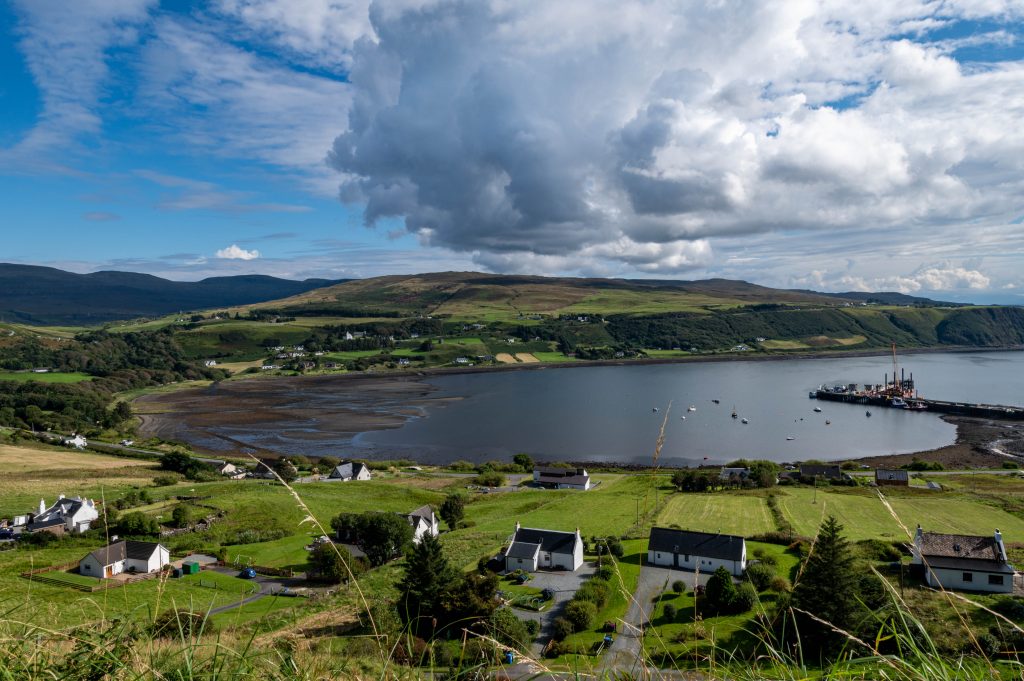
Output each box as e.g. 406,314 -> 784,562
533,352 -> 578,362
0,372 -> 93,383
656,493 -> 775,537
775,486 -> 1024,541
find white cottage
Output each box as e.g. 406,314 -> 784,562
504,522 -> 584,572
79,540 -> 170,578
647,527 -> 747,577
533,466 -> 591,490
29,495 -> 99,534
329,461 -> 371,481
913,526 -> 1015,593
406,505 -> 440,544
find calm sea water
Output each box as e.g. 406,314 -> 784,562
355,351 -> 1024,465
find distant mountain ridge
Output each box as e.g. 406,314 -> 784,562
0,264 -> 347,324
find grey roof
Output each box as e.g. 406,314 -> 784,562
800,464 -> 842,479
407,505 -> 434,523
918,531 -> 1004,561
506,541 -> 541,560
535,466 -> 586,477
538,473 -> 590,486
512,527 -> 579,555
330,461 -> 369,479
926,556 -> 1015,573
85,540 -> 164,566
719,467 -> 750,480
875,469 -> 909,482
648,527 -> 746,562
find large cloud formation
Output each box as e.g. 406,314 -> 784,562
327,1 -> 1024,276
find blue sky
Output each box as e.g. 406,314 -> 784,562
1,1 -> 1022,304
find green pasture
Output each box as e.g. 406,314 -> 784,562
0,372 -> 93,383
657,493 -> 775,537
533,352 -> 578,362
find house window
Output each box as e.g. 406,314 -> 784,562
962,572 -> 973,582
989,575 -> 1005,586
685,555 -> 690,562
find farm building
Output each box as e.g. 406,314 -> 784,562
28,495 -> 99,534
875,469 -> 909,486
79,540 -> 170,579
329,461 -> 371,481
799,464 -> 844,481
406,505 -> 440,544
913,526 -> 1015,593
504,522 -> 583,572
647,527 -> 747,577
533,466 -> 591,490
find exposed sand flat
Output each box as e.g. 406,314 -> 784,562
515,353 -> 540,363
495,353 -> 518,363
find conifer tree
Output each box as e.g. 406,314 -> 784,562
399,533 -> 456,636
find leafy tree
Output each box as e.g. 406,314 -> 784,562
170,505 -> 192,528
308,543 -> 360,584
474,471 -> 505,487
318,456 -> 340,471
490,607 -> 532,649
745,562 -> 775,591
552,617 -> 574,641
117,511 -> 159,536
790,515 -> 859,654
333,511 -> 413,567
273,458 -> 299,482
563,600 -> 597,632
512,453 -> 534,471
439,493 -> 465,530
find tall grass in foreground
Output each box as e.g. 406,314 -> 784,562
3,454 -> 1023,679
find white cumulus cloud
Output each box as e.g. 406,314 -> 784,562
215,244 -> 261,260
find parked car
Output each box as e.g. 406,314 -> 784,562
239,567 -> 257,579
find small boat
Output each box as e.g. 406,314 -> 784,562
712,399 -> 720,404
680,415 -> 686,420
741,418 -> 749,424
786,436 -> 796,441
891,397 -> 907,408
813,407 -> 822,413
688,405 -> 696,412
825,420 -> 831,425
652,407 -> 659,412
866,410 -> 872,417
731,406 -> 738,419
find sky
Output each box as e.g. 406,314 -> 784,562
1,1 -> 1023,304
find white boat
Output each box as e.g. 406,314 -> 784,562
652,407 -> 659,412
813,407 -> 822,413
688,405 -> 696,412
786,436 -> 796,441
741,418 -> 749,424
680,415 -> 686,420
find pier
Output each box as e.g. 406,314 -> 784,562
812,389 -> 1024,420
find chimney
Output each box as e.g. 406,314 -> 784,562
515,520 -> 520,533
995,529 -> 1007,561
38,499 -> 46,515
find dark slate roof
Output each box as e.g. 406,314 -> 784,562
86,540 -> 164,566
28,518 -> 65,529
919,531 -> 1003,561
876,469 -> 909,482
648,527 -> 745,562
512,527 -> 579,555
407,505 -> 434,522
800,464 -> 842,479
538,473 -> 590,486
535,466 -> 585,477
506,541 -> 541,559
926,556 -> 1014,573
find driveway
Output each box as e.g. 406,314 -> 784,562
600,564 -> 719,674
202,564 -> 314,615
509,564 -> 595,657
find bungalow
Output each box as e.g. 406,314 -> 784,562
204,360 -> 217,367
647,527 -> 747,577
875,469 -> 909,486
329,461 -> 372,481
504,522 -> 584,572
62,434 -> 88,450
719,467 -> 750,483
217,463 -> 246,480
533,466 -> 591,490
29,496 -> 99,534
79,540 -> 170,578
406,505 -> 439,544
799,464 -> 844,481
913,526 -> 1015,593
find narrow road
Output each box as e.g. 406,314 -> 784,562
600,566 -> 670,675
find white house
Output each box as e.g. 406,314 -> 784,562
533,466 -> 591,490
62,434 -> 88,450
913,526 -> 1015,593
406,505 -> 440,544
79,540 -> 170,579
217,462 -> 246,480
329,461 -> 372,481
204,360 -> 217,367
504,522 -> 584,572
29,495 -> 99,534
647,527 -> 747,577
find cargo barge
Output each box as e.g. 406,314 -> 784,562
810,343 -> 1024,420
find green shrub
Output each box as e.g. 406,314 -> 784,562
563,600 -> 597,632
745,562 -> 775,591
663,603 -> 678,621
574,578 -> 610,608
770,575 -> 792,593
152,474 -> 180,487
552,617 -> 574,641
596,565 -> 615,581
151,610 -> 213,638
731,582 -> 757,613
672,579 -> 685,593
